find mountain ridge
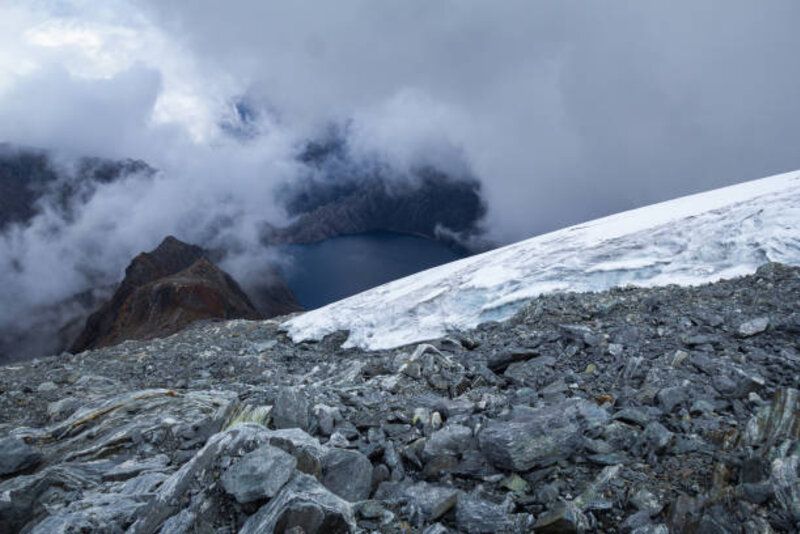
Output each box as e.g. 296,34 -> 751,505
70,236 -> 294,353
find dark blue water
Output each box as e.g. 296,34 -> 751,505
281,232 -> 463,309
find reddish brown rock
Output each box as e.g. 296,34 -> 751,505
70,236 -> 296,352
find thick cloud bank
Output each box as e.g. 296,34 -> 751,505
137,0 -> 800,238
2,1 -> 800,359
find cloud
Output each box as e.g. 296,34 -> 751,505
0,64 -> 162,158
6,0 -> 800,238
2,0 -> 800,357
129,0 -> 800,239
347,89 -> 472,179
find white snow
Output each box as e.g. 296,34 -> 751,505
284,169 -> 800,350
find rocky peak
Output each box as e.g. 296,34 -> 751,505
122,235 -> 205,289
69,237 -> 269,353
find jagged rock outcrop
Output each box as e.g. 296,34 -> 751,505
1,263 -> 799,532
70,236 -> 290,352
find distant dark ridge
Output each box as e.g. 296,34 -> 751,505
0,145 -> 154,230
265,132 -> 489,253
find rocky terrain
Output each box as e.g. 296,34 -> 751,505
0,263 -> 799,533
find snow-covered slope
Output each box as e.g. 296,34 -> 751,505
284,170 -> 800,350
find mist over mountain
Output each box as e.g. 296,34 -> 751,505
3,3 -> 800,532
267,133 -> 487,250
2,1 -> 800,362
0,141 -> 481,360
0,145 -> 154,231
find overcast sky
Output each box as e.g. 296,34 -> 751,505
2,0 -> 800,316
4,1 -> 800,237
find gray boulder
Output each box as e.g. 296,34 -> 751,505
487,347 -> 539,373
642,422 -> 673,453
29,469 -> 162,534
262,427 -> 329,478
129,423 -> 270,534
272,387 -> 312,431
375,480 -> 459,522
738,316 -> 769,337
46,388 -> 237,465
743,387 -> 800,456
424,425 -> 473,458
478,399 -> 608,471
770,455 -> 800,522
0,436 -> 42,476
221,444 -> 297,503
240,473 -> 355,534
533,501 -> 589,533
46,397 -> 83,422
656,386 -> 688,413
321,448 -> 373,502
503,356 -> 556,386
0,461 -> 115,533
455,490 -> 532,533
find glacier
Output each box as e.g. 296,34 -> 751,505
284,169 -> 800,350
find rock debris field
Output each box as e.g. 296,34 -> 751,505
1,263 -> 800,533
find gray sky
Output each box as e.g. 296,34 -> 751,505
1,0 -> 800,317
132,0 -> 800,237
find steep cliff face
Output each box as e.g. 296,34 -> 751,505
70,237 -> 297,352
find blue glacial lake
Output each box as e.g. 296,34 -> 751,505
280,231 -> 464,309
